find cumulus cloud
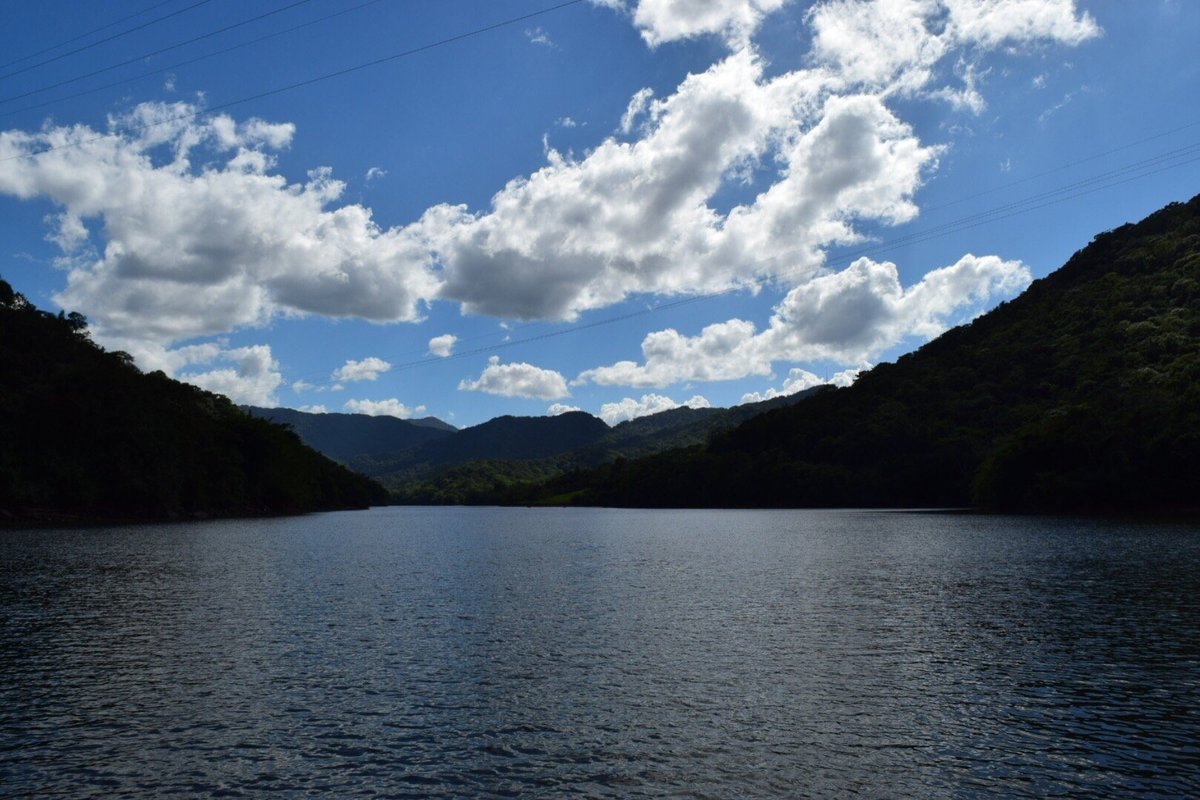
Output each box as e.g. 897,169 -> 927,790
547,403 -> 583,415
808,0 -> 1098,99
1,0 -> 1097,378
739,365 -> 861,403
433,51 -> 929,321
578,254 -> 1030,387
179,344 -> 283,406
458,356 -> 569,399
0,103 -> 438,354
298,404 -> 328,413
599,393 -> 711,425
332,356 -> 391,382
428,334 -> 457,357
343,398 -> 427,418
598,0 -> 789,47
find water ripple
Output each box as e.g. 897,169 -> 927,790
3,509 -> 1199,797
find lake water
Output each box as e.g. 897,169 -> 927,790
2,507 -> 1198,797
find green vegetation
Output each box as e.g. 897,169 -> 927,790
1,280 -> 387,524
521,194 -> 1200,512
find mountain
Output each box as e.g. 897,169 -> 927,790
386,389 -> 824,504
373,411 -> 612,487
242,406 -> 455,464
0,280 -> 387,524
522,194 -> 1200,512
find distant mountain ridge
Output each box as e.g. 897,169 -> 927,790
242,406 -> 455,463
246,389 -> 823,504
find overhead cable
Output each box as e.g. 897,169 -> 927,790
0,0 -> 217,82
0,0 -> 389,121
0,0 -> 317,106
0,0 -> 180,71
0,0 -> 589,164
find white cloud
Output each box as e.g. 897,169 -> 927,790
343,398 -> 427,418
0,0 -> 1096,375
619,87 -> 655,134
332,356 -> 392,382
292,380 -> 315,392
579,254 -> 1030,387
44,211 -> 90,253
180,344 -> 283,406
547,403 -> 583,415
614,0 -> 790,47
458,356 -> 569,399
599,393 -> 711,425
365,166 -> 387,183
428,334 -> 457,357
807,0 -> 1098,98
433,51 -> 930,320
739,365 -> 861,403
0,103 -> 438,354
298,404 -> 327,413
556,116 -> 579,128
526,26 -> 554,46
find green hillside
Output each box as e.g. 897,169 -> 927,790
525,195 -> 1200,512
0,280 -> 387,524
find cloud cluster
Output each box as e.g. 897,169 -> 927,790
458,356 -> 570,400
547,402 -> 583,416
577,254 -> 1030,387
332,356 -> 392,382
739,365 -> 862,404
428,334 -> 457,357
599,393 -> 711,425
595,0 -> 788,47
0,0 -> 1098,398
176,344 -> 283,406
343,398 -> 427,418
0,105 -> 438,349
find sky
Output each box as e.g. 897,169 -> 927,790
1,0 -> 1197,428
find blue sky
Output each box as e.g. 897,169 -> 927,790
1,0 -> 1197,427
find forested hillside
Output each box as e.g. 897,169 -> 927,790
1,279 -> 387,524
525,195 -> 1200,511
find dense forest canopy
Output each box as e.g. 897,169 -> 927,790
1,280 -> 386,524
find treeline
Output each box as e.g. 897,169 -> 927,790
1,279 -> 387,524
519,195 -> 1200,512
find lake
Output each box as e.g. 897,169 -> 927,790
2,507 -> 1198,797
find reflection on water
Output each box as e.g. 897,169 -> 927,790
3,508 -> 1198,797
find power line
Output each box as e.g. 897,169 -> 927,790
922,118 -> 1200,215
0,0 -> 217,82
0,0 -> 589,165
0,0 -> 180,71
0,0 -> 389,121
0,0 -> 318,107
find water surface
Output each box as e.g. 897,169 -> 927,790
3,508 -> 1198,797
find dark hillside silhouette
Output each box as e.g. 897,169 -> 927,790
522,194 -> 1200,512
1,281 -> 387,524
